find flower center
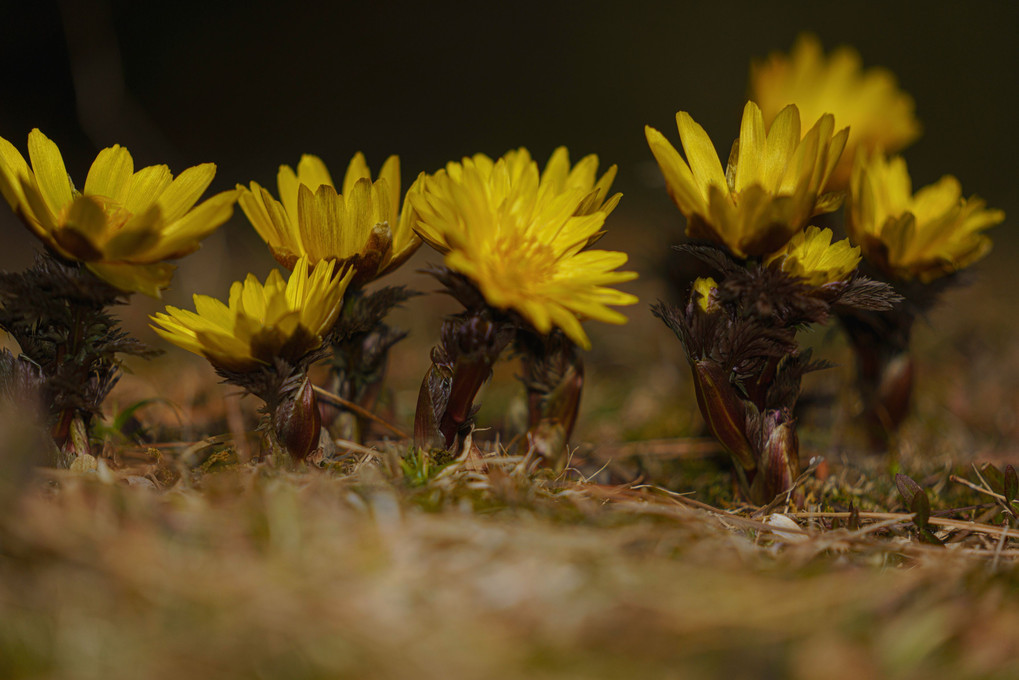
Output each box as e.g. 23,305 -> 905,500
53,194 -> 135,260
89,195 -> 133,232
487,235 -> 558,293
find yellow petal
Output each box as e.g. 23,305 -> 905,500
676,111 -> 728,202
87,261 -> 176,297
0,134 -> 49,232
297,154 -> 334,191
547,305 -> 590,350
28,128 -> 74,216
84,144 -> 134,200
297,183 -> 341,260
156,162 -> 216,223
149,188 -> 238,260
541,147 -> 571,188
762,105 -> 800,193
276,163 -> 301,222
378,155 -> 401,221
122,164 -> 172,222
645,126 -> 704,214
734,101 -> 767,193
342,152 -> 370,196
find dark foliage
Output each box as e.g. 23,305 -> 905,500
0,254 -> 158,449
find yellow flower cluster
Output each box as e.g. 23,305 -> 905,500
848,151 -> 1004,282
0,129 -> 237,297
411,147 -> 637,349
750,34 -> 921,189
766,226 -> 861,287
646,102 -> 847,259
237,153 -> 424,287
151,257 -> 352,372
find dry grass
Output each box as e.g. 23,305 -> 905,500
2,440 -> 1019,679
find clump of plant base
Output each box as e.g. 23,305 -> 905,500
748,36 -> 1004,450
646,102 -> 900,503
151,257 -> 352,462
238,153 -> 424,443
409,148 -> 637,461
0,129 -> 237,464
838,150 -> 1004,447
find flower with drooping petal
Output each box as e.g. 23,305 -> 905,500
766,226 -> 861,286
238,153 -> 423,288
411,147 -> 636,350
0,129 -> 238,297
847,151 -> 1005,283
646,101 -> 848,259
750,34 -> 921,189
150,256 -> 353,373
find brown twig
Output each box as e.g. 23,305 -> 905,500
786,511 -> 1019,541
313,385 -> 409,440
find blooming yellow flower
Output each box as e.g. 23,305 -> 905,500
238,153 -> 423,287
0,129 -> 237,297
150,257 -> 353,373
766,226 -> 861,286
646,101 -> 848,259
847,151 -> 1005,283
411,147 -> 636,350
750,34 -> 921,189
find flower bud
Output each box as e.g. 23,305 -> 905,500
526,359 -> 583,461
690,360 -> 756,471
691,277 -> 718,313
751,410 -> 799,504
273,376 -> 321,461
877,352 -> 914,434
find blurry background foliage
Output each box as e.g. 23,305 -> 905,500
0,0 -> 1016,426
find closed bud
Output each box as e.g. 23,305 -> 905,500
273,377 -> 321,461
877,352 -> 914,433
751,410 -> 799,505
57,413 -> 91,469
691,360 -> 756,471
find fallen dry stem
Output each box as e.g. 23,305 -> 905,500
788,511 -> 1019,540
313,385 -> 410,439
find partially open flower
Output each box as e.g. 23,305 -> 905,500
766,226 -> 861,286
750,34 -> 921,189
150,257 -> 353,373
848,151 -> 1005,282
692,276 -> 718,313
411,148 -> 637,350
238,153 -> 423,287
0,129 -> 238,297
646,101 -> 847,258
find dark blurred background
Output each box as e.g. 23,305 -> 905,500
3,0 -> 1016,279
1,0 -> 1016,342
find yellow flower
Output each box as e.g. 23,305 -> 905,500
692,277 -> 718,313
0,129 -> 238,297
847,151 -> 1005,283
765,226 -> 861,286
150,257 -> 353,373
238,153 -> 423,287
411,147 -> 636,350
646,101 -> 847,259
750,34 -> 921,189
